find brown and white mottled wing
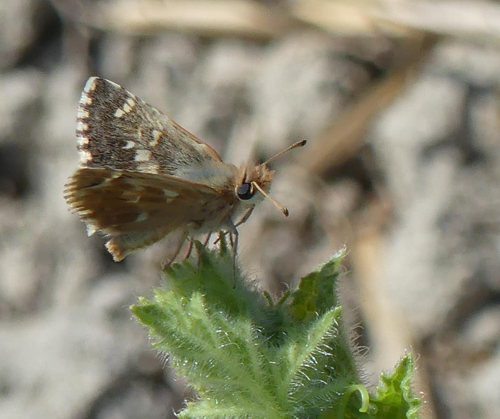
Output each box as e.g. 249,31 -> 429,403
77,77 -> 223,176
64,168 -> 234,261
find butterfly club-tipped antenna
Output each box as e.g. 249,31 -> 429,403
261,140 -> 307,167
255,140 -> 307,217
252,182 -> 289,217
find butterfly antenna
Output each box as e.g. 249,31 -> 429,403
261,140 -> 307,167
252,182 -> 289,217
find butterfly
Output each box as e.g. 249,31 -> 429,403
64,77 -> 305,264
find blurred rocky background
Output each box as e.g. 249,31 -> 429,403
1,0 -> 500,418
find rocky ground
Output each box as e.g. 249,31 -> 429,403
1,1 -> 500,418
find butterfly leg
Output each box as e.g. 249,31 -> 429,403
213,207 -> 253,246
234,206 -> 254,228
183,236 -> 194,260
225,218 -> 239,283
231,230 -> 239,286
195,233 -> 213,269
202,233 -> 212,248
162,230 -> 189,269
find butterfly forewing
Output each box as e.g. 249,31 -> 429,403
77,77 -> 223,176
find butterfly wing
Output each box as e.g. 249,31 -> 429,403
64,168 -> 235,261
77,77 -> 223,177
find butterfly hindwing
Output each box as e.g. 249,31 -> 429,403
64,167 -> 235,261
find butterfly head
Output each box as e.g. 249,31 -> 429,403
235,162 -> 274,201
234,140 -> 307,217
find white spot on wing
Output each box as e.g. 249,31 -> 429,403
80,149 -> 92,164
76,121 -> 88,132
84,77 -> 98,92
135,149 -> 151,162
123,141 -> 135,150
86,223 -> 97,236
80,95 -> 92,106
163,190 -> 179,198
137,163 -> 159,173
115,97 -> 136,118
150,130 -> 162,146
77,108 -> 89,119
78,135 -> 89,146
136,212 -> 148,222
80,78 -> 96,105
126,195 -> 140,203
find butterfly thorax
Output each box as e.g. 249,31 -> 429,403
184,163 -> 274,233
174,160 -> 238,190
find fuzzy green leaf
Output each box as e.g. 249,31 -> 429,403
131,244 -> 421,418
286,248 -> 345,321
370,354 -> 421,419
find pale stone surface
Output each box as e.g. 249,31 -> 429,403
1,2 -> 500,418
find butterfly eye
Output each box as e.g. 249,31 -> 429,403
236,183 -> 255,200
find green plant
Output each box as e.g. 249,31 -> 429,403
132,242 -> 421,418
